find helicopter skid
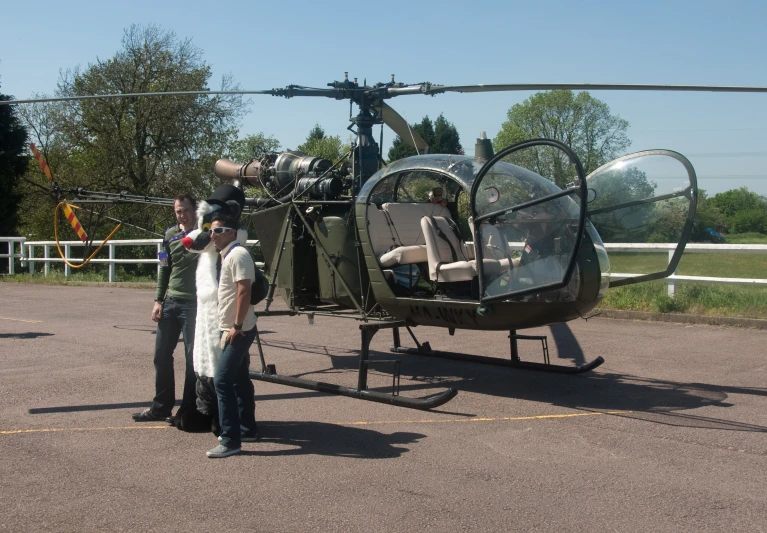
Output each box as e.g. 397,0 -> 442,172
249,370 -> 457,410
391,327 -> 604,375
391,346 -> 604,374
248,321 -> 458,411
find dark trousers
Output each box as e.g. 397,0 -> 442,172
151,297 -> 197,416
214,326 -> 258,448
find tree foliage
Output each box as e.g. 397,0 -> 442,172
690,189 -> 727,241
387,114 -> 463,162
15,24 -> 247,240
708,187 -> 765,218
0,86 -> 29,237
297,124 -> 345,162
494,90 -> 630,179
227,132 -> 281,162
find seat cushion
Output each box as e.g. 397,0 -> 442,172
379,245 -> 427,268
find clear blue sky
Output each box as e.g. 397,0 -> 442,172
1,0 -> 766,196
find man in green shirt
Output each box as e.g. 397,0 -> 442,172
132,194 -> 199,422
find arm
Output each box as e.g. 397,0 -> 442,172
226,278 -> 252,341
152,261 -> 172,322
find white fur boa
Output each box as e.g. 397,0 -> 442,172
186,200 -> 248,378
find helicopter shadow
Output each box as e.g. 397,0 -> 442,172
240,420 -> 425,459
261,325 -> 767,433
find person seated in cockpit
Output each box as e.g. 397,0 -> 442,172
428,187 -> 448,207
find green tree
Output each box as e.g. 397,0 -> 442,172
729,209 -> 767,234
690,189 -> 727,241
228,132 -> 281,162
387,113 -> 463,162
16,24 -> 247,239
494,90 -> 631,180
297,124 -> 345,162
305,124 -> 325,142
0,86 -> 29,237
709,187 -> 765,218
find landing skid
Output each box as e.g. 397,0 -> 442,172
391,327 -> 604,375
249,321 -> 457,410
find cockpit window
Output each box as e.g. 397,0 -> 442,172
368,170 -> 461,206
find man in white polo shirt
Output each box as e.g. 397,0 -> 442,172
206,213 -> 259,458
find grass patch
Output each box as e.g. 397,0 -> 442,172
721,233 -> 767,244
599,281 -> 767,319
608,252 -> 767,279
1,272 -> 155,285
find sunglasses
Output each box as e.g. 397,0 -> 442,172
211,227 -> 234,234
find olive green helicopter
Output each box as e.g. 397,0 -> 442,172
5,77 -> 767,409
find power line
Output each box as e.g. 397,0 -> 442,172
688,152 -> 767,157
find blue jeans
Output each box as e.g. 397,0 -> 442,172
151,297 -> 197,416
214,326 -> 258,448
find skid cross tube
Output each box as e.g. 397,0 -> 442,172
249,322 -> 457,410
391,327 -> 604,375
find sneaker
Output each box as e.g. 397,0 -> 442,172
131,408 -> 167,422
206,444 -> 241,458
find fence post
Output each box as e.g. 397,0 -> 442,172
28,245 -> 35,274
65,245 -> 71,279
44,245 -> 50,276
7,241 -> 15,275
108,243 -> 116,282
667,249 -> 676,297
157,243 -> 163,278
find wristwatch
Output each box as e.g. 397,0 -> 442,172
154,298 -> 164,303
233,322 -> 243,330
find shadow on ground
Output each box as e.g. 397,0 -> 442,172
243,420 -> 425,459
258,323 -> 767,433
0,332 -> 54,339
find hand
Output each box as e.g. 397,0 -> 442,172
151,301 -> 163,323
226,327 -> 245,343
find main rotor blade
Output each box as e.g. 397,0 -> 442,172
375,102 -> 429,152
0,86 -> 345,106
422,83 -> 767,95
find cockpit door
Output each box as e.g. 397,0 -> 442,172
585,150 -> 697,287
470,139 -> 588,303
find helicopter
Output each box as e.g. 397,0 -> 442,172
4,76 -> 766,410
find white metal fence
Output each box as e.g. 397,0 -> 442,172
2,237 -> 766,295
1,237 -> 260,282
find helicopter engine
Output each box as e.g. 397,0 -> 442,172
214,151 -> 347,205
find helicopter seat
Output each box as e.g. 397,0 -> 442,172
382,202 -> 452,247
367,206 -> 398,256
468,218 -> 515,271
421,216 -> 502,283
367,205 -> 426,267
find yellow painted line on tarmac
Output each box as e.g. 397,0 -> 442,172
1,411 -> 629,437
0,425 -> 168,436
340,410 -> 630,426
0,316 -> 43,323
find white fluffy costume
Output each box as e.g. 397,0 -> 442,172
171,184 -> 248,433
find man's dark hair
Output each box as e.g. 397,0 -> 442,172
174,194 -> 197,209
211,211 -> 240,229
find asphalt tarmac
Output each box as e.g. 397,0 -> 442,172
1,284 -> 766,532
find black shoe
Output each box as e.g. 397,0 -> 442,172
166,415 -> 176,425
132,408 -> 167,422
241,430 -> 261,443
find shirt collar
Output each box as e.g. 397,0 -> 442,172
219,240 -> 239,257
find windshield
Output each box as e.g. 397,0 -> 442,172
472,157 -> 584,301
